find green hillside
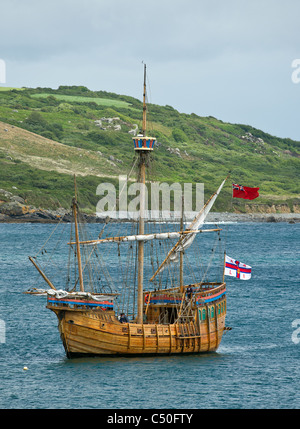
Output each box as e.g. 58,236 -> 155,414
0,85 -> 299,214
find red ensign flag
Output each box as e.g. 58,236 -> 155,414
232,184 -> 259,200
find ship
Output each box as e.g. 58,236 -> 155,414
28,65 -> 230,357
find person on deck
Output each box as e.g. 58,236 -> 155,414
186,285 -> 193,300
119,313 -> 129,323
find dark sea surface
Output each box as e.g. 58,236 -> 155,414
0,221 -> 299,409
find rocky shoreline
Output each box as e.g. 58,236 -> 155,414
206,212 -> 300,223
1,189 -> 299,224
0,207 -> 299,224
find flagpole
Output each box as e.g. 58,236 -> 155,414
222,251 -> 226,283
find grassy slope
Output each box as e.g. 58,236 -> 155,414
0,86 -> 299,213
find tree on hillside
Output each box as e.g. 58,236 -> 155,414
25,111 -> 47,126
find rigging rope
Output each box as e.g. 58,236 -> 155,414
34,215 -> 65,258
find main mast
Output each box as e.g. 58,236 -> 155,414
73,175 -> 84,292
180,197 -> 184,293
133,64 -> 156,324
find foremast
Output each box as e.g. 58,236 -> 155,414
133,64 -> 157,324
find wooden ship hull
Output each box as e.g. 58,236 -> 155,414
47,283 -> 227,357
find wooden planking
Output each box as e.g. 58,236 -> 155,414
52,299 -> 227,356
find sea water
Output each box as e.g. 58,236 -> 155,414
0,221 -> 299,409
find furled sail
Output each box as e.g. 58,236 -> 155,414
68,229 -> 220,246
47,289 -> 117,301
150,178 -> 227,281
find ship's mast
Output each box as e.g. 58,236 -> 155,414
136,64 -> 147,324
142,64 -> 147,136
133,64 -> 156,324
179,197 -> 184,293
72,175 -> 84,292
137,159 -> 146,323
